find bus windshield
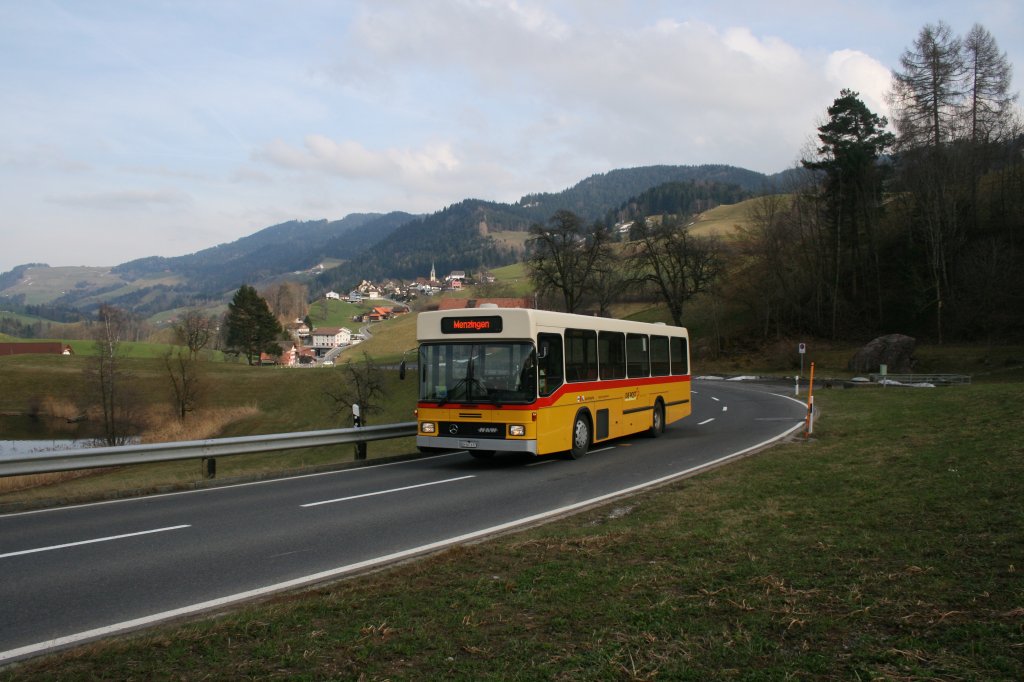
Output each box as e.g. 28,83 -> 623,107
420,341 -> 537,404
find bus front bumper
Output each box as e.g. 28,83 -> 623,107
417,435 -> 538,454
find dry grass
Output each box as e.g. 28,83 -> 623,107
0,406 -> 261,497
0,470 -> 100,496
33,395 -> 81,421
140,405 -> 261,444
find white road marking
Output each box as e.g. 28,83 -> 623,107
698,418 -> 715,425
0,450 -> 467,519
300,475 -> 475,508
0,525 -> 191,560
0,418 -> 805,664
722,406 -> 728,412
711,396 -> 720,402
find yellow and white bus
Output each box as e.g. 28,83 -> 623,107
415,307 -> 691,458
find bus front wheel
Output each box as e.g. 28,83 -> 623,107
567,412 -> 591,459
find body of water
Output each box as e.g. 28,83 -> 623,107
0,439 -> 83,458
0,414 -> 99,459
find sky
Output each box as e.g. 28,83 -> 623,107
1,1 -> 1022,274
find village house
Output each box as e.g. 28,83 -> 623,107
260,344 -> 299,367
325,291 -> 342,300
285,319 -> 311,342
311,326 -> 352,356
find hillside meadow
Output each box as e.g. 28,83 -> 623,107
3,379 -> 1021,679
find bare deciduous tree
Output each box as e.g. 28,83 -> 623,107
173,309 -> 216,360
962,23 -> 1017,143
628,216 -> 722,327
164,348 -> 203,421
890,21 -> 965,150
323,352 -> 387,460
85,304 -> 140,446
526,210 -> 612,313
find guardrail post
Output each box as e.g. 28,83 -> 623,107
353,404 -> 366,460
204,457 -> 216,479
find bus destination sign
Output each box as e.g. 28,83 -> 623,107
441,316 -> 504,334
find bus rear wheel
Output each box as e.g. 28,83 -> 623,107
649,401 -> 665,437
567,412 -> 591,459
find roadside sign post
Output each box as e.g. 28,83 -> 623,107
804,362 -> 816,438
796,342 -> 806,396
352,403 -> 366,460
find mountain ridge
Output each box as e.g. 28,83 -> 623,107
1,163 -> 785,319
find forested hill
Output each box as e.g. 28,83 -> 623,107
517,164 -> 773,222
112,212 -> 416,292
315,199 -> 532,290
313,164 -> 769,293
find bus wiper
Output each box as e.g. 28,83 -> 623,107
436,377 -> 467,407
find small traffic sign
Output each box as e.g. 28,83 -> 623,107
798,342 -> 806,355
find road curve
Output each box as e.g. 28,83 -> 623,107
0,380 -> 807,664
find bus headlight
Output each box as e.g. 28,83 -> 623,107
420,422 -> 436,434
508,424 -> 526,437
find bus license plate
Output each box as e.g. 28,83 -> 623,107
460,440 -> 478,449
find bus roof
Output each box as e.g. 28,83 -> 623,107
416,308 -> 687,342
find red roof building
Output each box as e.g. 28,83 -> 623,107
0,342 -> 68,356
436,297 -> 535,310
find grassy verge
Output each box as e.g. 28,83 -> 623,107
5,382 -> 1021,679
0,356 -> 419,508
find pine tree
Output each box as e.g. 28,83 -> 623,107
225,285 -> 284,365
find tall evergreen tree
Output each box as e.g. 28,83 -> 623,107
225,285 -> 284,365
803,89 -> 895,335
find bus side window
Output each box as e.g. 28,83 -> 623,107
670,336 -> 689,375
626,333 -> 650,378
599,331 -> 626,380
650,335 -> 670,376
537,332 -> 563,396
565,328 -> 597,382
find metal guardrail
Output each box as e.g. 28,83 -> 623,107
0,422 -> 418,478
867,373 -> 972,385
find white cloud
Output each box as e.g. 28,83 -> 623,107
825,49 -> 894,117
47,189 -> 191,210
257,136 -> 459,182
333,6 -> 887,174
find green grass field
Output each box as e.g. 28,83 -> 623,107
4,381 -> 1020,679
689,197 -> 760,237
308,297 -> 380,328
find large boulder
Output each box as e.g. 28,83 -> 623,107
848,334 -> 916,374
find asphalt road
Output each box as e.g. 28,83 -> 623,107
0,379 -> 807,664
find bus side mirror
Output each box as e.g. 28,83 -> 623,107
538,342 -> 549,360
399,360 -> 406,380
